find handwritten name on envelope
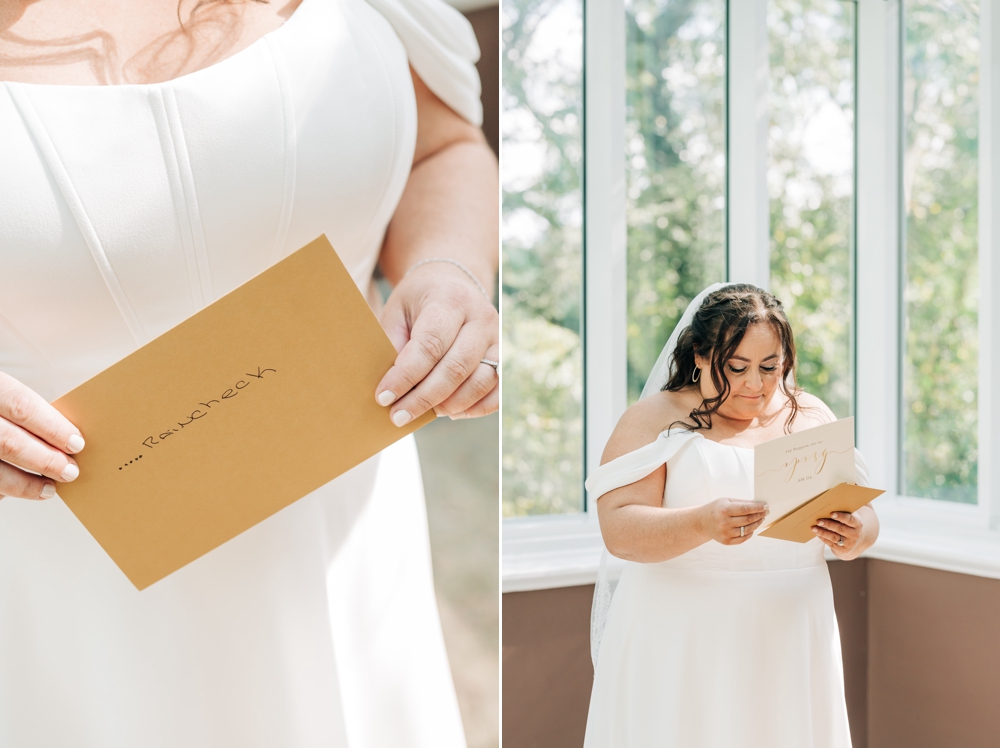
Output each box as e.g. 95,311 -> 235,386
53,236 -> 434,590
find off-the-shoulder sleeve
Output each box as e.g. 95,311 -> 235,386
585,431 -> 700,501
364,0 -> 483,125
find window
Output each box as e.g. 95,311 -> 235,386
769,0 -> 855,417
625,0 -> 727,404
503,0 -> 1000,591
900,0 -> 979,503
502,0 -> 585,517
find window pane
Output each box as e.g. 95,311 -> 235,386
502,0 -> 584,516
625,0 -> 726,404
901,0 -> 979,503
768,0 -> 855,418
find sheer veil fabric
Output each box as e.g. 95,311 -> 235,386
586,282 -> 731,665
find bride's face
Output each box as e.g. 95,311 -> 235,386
694,322 -> 783,421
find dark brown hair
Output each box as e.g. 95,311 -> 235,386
664,283 -> 800,432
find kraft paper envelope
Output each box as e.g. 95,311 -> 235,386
760,482 -> 884,543
53,235 -> 434,590
753,416 -> 884,543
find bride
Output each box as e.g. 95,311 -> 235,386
583,283 -> 879,748
0,0 -> 496,744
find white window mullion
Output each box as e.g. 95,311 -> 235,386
855,0 -> 902,496
979,0 -> 1000,527
726,0 -> 770,289
583,0 -> 628,510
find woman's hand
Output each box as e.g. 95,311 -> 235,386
0,372 -> 84,500
813,511 -> 865,560
699,498 -> 769,546
375,262 -> 498,426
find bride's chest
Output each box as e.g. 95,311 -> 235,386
663,439 -> 755,508
0,0 -> 416,396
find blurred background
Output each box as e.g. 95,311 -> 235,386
502,0 -> 979,518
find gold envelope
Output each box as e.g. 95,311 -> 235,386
53,235 -> 434,590
760,482 -> 885,543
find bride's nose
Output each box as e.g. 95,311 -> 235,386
746,370 -> 764,391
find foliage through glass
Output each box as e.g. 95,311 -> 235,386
900,0 -> 979,503
502,0 -> 584,517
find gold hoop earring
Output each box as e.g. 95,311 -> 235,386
692,368 -> 701,383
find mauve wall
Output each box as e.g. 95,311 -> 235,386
502,560 -> 1000,748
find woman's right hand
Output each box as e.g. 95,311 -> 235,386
699,499 -> 769,545
0,372 -> 84,500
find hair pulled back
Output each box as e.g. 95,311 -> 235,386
664,283 -> 800,432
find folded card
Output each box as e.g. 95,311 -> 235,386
53,235 -> 433,590
753,417 -> 884,543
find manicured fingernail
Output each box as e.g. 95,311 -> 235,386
66,434 -> 85,453
391,410 -> 412,427
818,521 -> 826,527
449,413 -> 469,420
812,527 -> 819,533
61,464 -> 79,482
40,483 -> 56,499
832,513 -> 840,519
765,509 -> 770,515
377,390 -> 397,407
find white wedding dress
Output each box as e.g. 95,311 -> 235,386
0,0 -> 480,745
584,429 -> 860,748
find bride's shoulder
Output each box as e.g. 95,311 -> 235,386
789,389 -> 837,430
600,389 -> 695,464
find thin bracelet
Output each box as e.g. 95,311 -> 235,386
404,258 -> 493,302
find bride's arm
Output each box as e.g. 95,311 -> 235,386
374,69 -> 499,426
596,400 -> 768,563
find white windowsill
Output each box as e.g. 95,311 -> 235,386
502,495 -> 1000,594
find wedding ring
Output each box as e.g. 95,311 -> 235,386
837,536 -> 845,547
740,525 -> 745,537
481,358 -> 499,374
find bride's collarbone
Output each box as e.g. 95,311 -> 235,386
0,0 -> 300,86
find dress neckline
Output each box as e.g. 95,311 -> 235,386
0,0 -> 311,91
662,428 -> 754,452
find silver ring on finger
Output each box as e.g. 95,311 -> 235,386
740,525 -> 745,537
480,358 -> 499,375
837,535 -> 845,547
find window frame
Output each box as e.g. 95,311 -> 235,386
502,0 -> 1000,593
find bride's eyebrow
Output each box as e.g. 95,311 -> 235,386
729,354 -> 780,362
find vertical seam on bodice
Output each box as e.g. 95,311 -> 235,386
734,447 -> 767,569
159,87 -> 214,303
7,86 -> 148,346
344,0 -> 402,258
264,36 -> 298,266
150,88 -> 204,311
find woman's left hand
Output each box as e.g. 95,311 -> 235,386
375,262 -> 499,426
812,511 -> 863,559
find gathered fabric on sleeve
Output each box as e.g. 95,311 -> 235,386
363,0 -> 483,125
585,430 -> 701,502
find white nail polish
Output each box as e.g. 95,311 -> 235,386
40,484 -> 56,500
61,464 -> 79,482
377,390 -> 397,407
66,434 -> 85,453
391,410 -> 412,427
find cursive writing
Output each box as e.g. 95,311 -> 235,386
138,366 -> 276,452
